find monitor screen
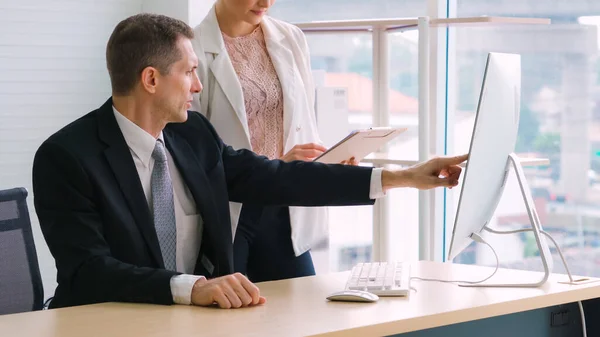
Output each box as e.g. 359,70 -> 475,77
447,52 -> 522,261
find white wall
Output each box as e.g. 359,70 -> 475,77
143,0 -> 214,28
0,0 -> 144,300
189,0 -> 215,27
143,0 -> 190,23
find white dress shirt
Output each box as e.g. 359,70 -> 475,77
113,108 -> 203,305
113,107 -> 385,305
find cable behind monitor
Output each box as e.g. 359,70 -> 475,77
481,227 -> 589,337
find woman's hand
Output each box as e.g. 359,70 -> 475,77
280,143 -> 327,162
340,157 -> 359,166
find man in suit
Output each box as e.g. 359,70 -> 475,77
32,13 -> 467,310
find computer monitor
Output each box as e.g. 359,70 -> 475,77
447,52 -> 553,286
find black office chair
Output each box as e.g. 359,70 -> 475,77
0,187 -> 44,315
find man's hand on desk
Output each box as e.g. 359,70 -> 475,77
382,154 -> 468,191
191,273 -> 267,309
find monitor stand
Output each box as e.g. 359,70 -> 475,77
462,153 -> 554,288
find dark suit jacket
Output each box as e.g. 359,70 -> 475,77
32,98 -> 375,308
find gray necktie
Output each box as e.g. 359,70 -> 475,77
151,139 -> 177,271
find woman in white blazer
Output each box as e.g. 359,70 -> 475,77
191,1 -> 354,282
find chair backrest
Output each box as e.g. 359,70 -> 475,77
0,187 -> 44,314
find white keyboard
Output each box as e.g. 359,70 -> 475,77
345,262 -> 411,296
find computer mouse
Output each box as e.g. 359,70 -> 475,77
326,290 -> 379,303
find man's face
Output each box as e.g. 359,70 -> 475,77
154,37 -> 202,124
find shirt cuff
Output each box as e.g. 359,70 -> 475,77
369,168 -> 385,199
170,274 -> 205,305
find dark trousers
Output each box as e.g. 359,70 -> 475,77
233,204 -> 315,282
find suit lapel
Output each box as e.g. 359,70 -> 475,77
210,55 -> 250,138
97,98 -> 164,268
200,7 -> 251,142
162,129 -> 221,228
163,127 -> 231,276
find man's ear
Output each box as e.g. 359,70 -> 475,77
140,66 -> 159,94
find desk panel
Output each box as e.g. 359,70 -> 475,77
0,262 -> 598,337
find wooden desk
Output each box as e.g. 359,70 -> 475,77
0,261 -> 598,337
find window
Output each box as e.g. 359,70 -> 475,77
270,0 -> 427,22
270,1 -> 427,272
304,32 -> 377,273
387,30 -> 420,262
447,0 -> 600,278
